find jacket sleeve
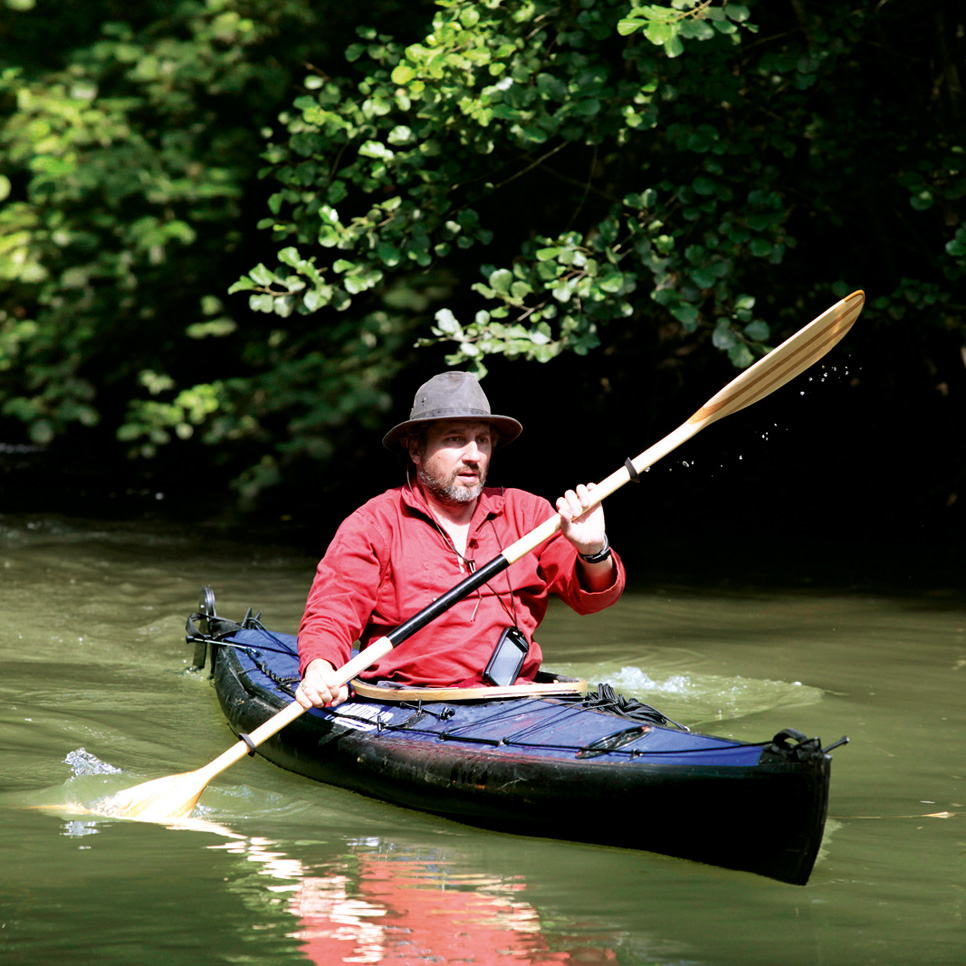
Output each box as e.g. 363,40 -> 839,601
297,509 -> 387,677
541,532 -> 626,613
525,490 -> 626,613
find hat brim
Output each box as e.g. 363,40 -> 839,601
382,413 -> 523,450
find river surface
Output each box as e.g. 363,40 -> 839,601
0,513 -> 962,965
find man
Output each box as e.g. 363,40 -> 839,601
295,371 -> 625,709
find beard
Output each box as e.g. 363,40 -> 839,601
417,462 -> 486,505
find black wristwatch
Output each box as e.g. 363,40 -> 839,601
578,535 -> 612,564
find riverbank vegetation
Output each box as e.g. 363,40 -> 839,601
1,0 -> 963,541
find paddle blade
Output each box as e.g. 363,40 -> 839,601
97,769 -> 211,822
688,290 -> 865,428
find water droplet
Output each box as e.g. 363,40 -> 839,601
62,820 -> 100,839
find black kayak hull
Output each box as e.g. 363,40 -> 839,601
192,602 -> 837,885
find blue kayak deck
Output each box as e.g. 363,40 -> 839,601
219,624 -> 766,768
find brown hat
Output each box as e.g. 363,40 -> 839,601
382,371 -> 523,450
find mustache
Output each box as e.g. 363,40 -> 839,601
452,462 -> 485,482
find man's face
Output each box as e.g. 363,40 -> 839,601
410,420 -> 494,505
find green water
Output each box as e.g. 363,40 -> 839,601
0,515 -> 963,965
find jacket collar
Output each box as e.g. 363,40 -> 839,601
399,477 -> 506,528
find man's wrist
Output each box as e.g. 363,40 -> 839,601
577,534 -> 611,564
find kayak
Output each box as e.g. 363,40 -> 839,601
187,588 -> 844,885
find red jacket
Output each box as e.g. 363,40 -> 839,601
297,480 -> 625,686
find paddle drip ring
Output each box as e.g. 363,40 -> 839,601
237,733 -> 257,756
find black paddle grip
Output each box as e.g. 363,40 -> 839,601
386,555 -> 510,648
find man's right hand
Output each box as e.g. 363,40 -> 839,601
295,658 -> 350,709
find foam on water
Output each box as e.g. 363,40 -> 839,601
555,662 -> 824,727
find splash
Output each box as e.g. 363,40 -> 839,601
555,662 -> 824,727
64,748 -> 122,777
606,665 -> 823,724
62,819 -> 100,840
606,666 -> 660,690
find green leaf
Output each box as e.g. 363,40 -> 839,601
186,319 -> 236,339
489,268 -> 514,296
664,34 -> 685,58
617,18 -> 646,37
728,344 -> 755,368
749,238 -> 773,257
249,264 -> 278,287
743,320 -> 770,341
599,270 -> 624,293
249,293 -> 276,313
670,302 -> 699,325
644,21 -> 675,47
391,63 -> 415,85
712,321 -> 736,349
434,308 -> 461,335
945,229 -> 966,258
689,266 -> 716,288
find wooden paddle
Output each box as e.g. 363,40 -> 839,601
100,289 -> 864,823
350,676 -> 588,703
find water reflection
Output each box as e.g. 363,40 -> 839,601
214,836 -> 622,965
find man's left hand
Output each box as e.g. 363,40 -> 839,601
556,482 -> 607,557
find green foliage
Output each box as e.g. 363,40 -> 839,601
235,0 -> 778,376
617,1 -> 754,57
1,2 -> 299,445
1,0 -> 963,511
0,1 -> 404,487
243,0 -> 964,392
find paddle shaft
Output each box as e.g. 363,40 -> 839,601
186,291 -> 865,784
196,641 -> 393,783
416,290 -> 866,588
